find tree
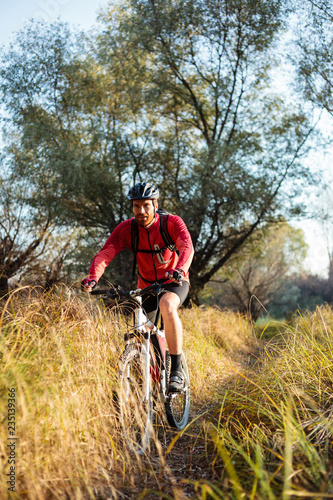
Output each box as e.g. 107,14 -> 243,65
292,0 -> 333,116
0,21 -> 130,231
200,220 -> 308,320
0,5 -> 316,300
0,173 -> 51,296
0,20 -> 160,286
100,0 -> 315,300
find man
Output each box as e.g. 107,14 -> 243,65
81,182 -> 194,392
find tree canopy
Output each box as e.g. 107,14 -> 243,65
292,0 -> 333,116
0,1 -> 320,301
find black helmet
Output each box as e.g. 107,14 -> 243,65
127,182 -> 159,201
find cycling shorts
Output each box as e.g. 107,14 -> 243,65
142,282 -> 190,324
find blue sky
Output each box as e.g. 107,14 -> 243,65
1,0 -> 333,277
0,0 -> 103,45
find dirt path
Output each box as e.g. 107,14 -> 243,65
131,343 -> 266,499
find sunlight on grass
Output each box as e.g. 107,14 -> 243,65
194,305 -> 333,499
1,289 -> 333,498
0,287 -> 255,498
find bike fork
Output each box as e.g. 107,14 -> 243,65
142,333 -> 151,402
134,297 -> 151,402
159,368 -> 167,402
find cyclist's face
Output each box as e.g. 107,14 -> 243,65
133,199 -> 158,227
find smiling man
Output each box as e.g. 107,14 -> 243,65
81,182 -> 194,392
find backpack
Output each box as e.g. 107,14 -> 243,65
131,208 -> 178,282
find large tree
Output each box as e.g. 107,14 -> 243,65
0,20 -> 161,287
0,21 -> 131,231
0,3 -> 316,300
99,0 -> 315,299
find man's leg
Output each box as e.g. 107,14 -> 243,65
159,292 -> 182,354
159,284 -> 189,392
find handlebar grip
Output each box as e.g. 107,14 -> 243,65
90,289 -> 109,295
90,288 -> 121,300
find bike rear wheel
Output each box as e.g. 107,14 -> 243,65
118,344 -> 153,455
164,352 -> 191,429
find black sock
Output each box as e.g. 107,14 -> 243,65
170,354 -> 182,373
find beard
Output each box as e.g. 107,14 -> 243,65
135,210 -> 155,227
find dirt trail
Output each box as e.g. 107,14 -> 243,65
133,342 -> 266,499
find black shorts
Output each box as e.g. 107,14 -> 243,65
142,282 -> 190,325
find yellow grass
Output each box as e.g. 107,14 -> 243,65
2,287 -> 332,499
0,287 -> 255,499
196,305 -> 333,499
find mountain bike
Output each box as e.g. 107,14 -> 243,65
91,283 -> 191,455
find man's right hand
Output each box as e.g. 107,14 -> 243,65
81,279 -> 97,292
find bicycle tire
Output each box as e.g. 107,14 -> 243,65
164,352 -> 191,429
118,344 -> 153,455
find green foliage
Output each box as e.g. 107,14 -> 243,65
200,220 -> 308,319
276,273 -> 333,316
0,2 -> 316,294
292,0 -> 333,115
0,20 -> 133,231
94,0 -> 317,298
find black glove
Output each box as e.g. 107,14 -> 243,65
81,279 -> 97,291
166,269 -> 185,283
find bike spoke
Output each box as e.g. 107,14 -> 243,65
118,345 -> 153,454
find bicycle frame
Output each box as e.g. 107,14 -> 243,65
90,283 -> 191,452
92,284 -> 169,401
131,294 -> 168,402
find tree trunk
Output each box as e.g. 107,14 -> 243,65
187,282 -> 201,307
328,254 -> 333,281
0,276 -> 9,298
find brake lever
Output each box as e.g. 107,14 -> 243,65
107,289 -> 119,300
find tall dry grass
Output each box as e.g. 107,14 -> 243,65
181,306 -> 254,406
192,306 -> 333,499
6,287 -> 333,499
1,287 -> 126,499
0,287 -> 255,499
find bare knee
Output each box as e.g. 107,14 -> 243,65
159,293 -> 180,318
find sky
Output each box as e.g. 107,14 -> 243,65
0,0 -> 103,44
1,0 -> 333,278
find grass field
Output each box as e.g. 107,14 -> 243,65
0,287 -> 332,499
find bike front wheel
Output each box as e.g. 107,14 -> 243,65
164,352 -> 191,429
118,344 -> 153,455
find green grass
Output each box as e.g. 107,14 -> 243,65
255,315 -> 288,341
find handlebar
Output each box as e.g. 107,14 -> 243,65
90,282 -> 167,299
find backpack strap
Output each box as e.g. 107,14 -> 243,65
131,219 -> 139,282
131,218 -> 171,255
130,213 -> 178,282
159,213 -> 177,253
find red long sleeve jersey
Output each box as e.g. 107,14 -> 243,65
88,213 -> 194,289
